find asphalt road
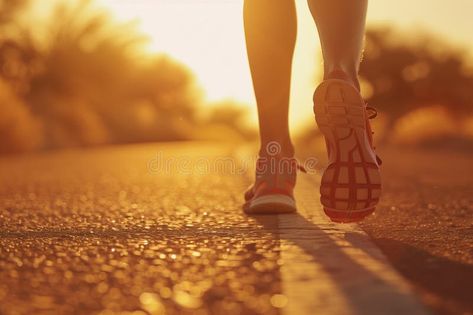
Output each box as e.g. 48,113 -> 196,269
0,142 -> 471,315
361,147 -> 473,315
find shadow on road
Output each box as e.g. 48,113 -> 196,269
368,238 -> 473,315
253,213 -> 429,315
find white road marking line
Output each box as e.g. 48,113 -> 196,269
279,174 -> 431,315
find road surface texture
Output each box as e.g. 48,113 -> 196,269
0,142 -> 471,315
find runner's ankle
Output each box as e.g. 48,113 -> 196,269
324,68 -> 360,91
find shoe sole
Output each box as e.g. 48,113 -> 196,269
313,79 -> 381,223
244,194 -> 297,214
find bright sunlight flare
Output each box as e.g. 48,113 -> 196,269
99,0 -> 473,134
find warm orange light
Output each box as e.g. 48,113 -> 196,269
98,0 -> 473,134
96,0 -> 322,133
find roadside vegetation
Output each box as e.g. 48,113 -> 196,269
1,1 -> 472,154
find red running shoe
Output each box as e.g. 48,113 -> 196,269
313,79 -> 382,223
244,155 -> 300,214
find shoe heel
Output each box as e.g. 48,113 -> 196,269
313,80 -> 381,219
245,194 -> 296,214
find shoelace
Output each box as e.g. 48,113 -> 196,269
366,105 -> 383,166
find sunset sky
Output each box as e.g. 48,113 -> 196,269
48,0 -> 473,131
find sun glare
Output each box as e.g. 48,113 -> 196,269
99,1 -> 255,102
99,0 -> 321,132
97,0 -> 473,134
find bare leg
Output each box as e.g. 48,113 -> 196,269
244,0 -> 297,156
308,0 -> 368,90
310,0 -> 381,222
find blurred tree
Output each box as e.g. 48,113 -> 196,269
360,27 -> 473,141
0,78 -> 43,153
0,0 -> 205,152
202,101 -> 257,141
0,0 -> 28,25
